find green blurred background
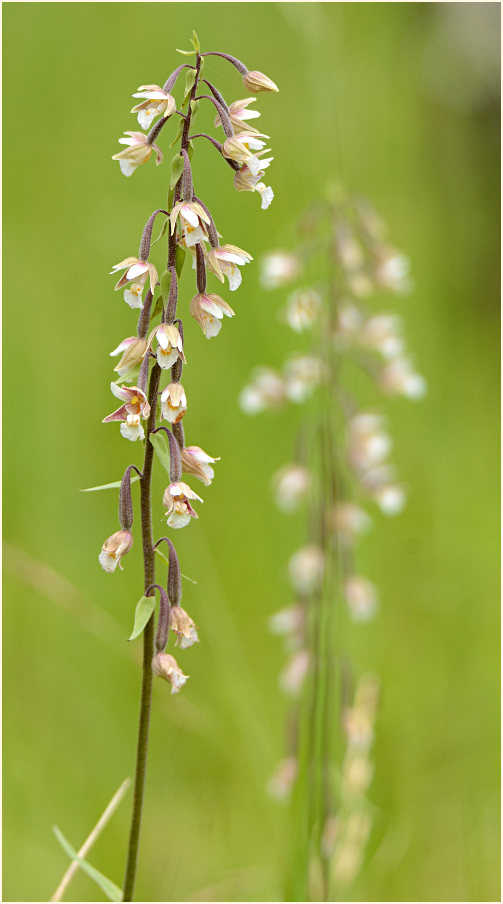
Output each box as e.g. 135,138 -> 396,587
3,2 -> 500,901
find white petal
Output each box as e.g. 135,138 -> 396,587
137,109 -> 157,130
124,288 -> 144,309
99,550 -> 119,573
126,262 -> 148,280
120,421 -> 145,441
119,159 -> 136,177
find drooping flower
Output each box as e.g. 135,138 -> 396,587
170,200 -> 210,247
243,70 -> 279,93
110,256 -> 158,309
131,84 -> 176,130
147,323 -> 185,370
260,252 -> 301,289
103,383 -> 151,441
112,131 -> 163,177
110,337 -> 147,379
99,529 -> 133,573
160,383 -> 187,423
284,356 -> 325,403
222,131 -> 270,170
347,413 -> 392,473
162,481 -> 202,529
344,575 -> 379,622
214,97 -> 261,130
378,358 -> 427,399
279,649 -> 310,695
288,545 -> 325,595
190,292 -> 235,338
239,367 -> 285,414
152,652 -> 188,693
272,464 -> 311,513
373,250 -> 411,294
181,446 -> 220,486
233,162 -> 274,209
331,503 -> 372,545
282,288 -> 322,332
358,313 -> 404,360
169,606 -> 199,649
206,244 -> 253,291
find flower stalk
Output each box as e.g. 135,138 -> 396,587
97,32 -> 278,900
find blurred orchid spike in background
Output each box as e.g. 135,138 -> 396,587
241,189 -> 425,900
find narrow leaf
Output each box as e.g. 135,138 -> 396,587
182,68 -> 197,106
154,548 -> 198,584
191,31 -> 200,52
170,152 -> 184,189
160,269 -> 172,304
128,595 -> 155,641
151,217 -> 169,248
152,296 -> 164,319
190,99 -> 199,118
81,475 -> 140,493
176,48 -> 196,55
150,431 -> 171,475
175,244 -> 186,279
52,826 -> 122,902
169,118 -> 184,150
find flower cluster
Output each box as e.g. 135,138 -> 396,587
96,36 -> 278,697
241,192 -> 425,891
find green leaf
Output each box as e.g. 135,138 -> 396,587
81,475 -> 140,493
186,139 -> 195,161
191,30 -> 200,52
128,595 -> 155,641
152,295 -> 164,319
151,216 -> 169,248
154,547 -> 198,584
176,48 -> 196,56
182,68 -> 197,106
150,431 -> 171,475
160,269 -> 172,304
52,826 -> 122,902
175,244 -> 186,279
170,152 -> 184,189
190,99 -> 199,118
169,117 -> 184,150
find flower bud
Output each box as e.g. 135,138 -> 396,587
243,70 -> 279,93
152,652 -> 188,694
99,529 -> 133,573
170,606 -> 199,649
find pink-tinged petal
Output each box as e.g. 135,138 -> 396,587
110,381 -> 130,401
103,404 -> 128,423
126,262 -> 149,281
110,257 -> 137,274
147,262 -> 159,294
110,337 -> 136,357
152,143 -> 163,165
181,205 -> 199,228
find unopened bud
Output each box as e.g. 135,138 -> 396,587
99,530 -> 133,573
243,70 -> 279,93
152,652 -> 188,694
